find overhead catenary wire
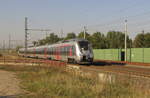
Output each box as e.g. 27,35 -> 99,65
67,1 -> 144,33
87,10 -> 150,29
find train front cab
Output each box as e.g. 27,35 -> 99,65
76,41 -> 94,64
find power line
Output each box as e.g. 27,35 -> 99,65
24,17 -> 52,54
87,10 -> 150,29
27,29 -> 51,32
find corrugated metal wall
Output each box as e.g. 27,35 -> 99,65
93,48 -> 150,63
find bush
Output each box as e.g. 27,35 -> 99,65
0,65 -> 149,98
16,66 -> 150,98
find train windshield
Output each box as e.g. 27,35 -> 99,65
78,41 -> 89,50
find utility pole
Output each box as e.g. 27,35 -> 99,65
142,30 -> 145,63
60,28 -> 64,41
83,26 -> 87,39
3,40 -> 5,52
24,17 -> 51,49
125,20 -> 127,62
25,17 -> 28,55
8,34 -> 11,52
61,28 -> 63,38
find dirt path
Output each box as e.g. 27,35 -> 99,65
0,70 -> 22,97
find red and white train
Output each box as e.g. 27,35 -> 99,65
18,38 -> 94,64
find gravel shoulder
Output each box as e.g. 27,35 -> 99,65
0,70 -> 22,97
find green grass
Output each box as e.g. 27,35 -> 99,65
0,65 -> 149,98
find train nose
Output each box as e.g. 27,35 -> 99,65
80,50 -> 93,62
81,55 -> 93,62
81,52 -> 93,61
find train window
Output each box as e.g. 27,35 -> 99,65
39,48 -> 41,54
41,48 -> 43,54
42,48 -> 44,54
78,41 -> 89,50
53,47 -> 54,55
36,49 -> 38,54
62,47 -> 65,55
48,48 -> 50,54
60,47 -> 63,55
65,47 -> 67,55
63,47 -> 65,55
50,48 -> 52,55
51,48 -> 52,55
59,47 -> 61,54
53,48 -> 54,55
47,48 -> 49,54
54,47 -> 56,55
55,47 -> 57,55
72,46 -> 75,56
38,49 -> 40,54
52,47 -> 54,55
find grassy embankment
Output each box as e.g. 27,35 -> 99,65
0,65 -> 149,98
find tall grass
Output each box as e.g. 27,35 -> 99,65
0,65 -> 149,98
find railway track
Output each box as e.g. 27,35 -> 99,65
80,65 -> 150,78
95,60 -> 150,66
0,55 -> 150,78
0,56 -> 67,66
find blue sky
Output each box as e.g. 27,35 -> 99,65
0,0 -> 150,47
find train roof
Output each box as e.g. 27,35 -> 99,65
57,38 -> 88,43
19,38 -> 89,51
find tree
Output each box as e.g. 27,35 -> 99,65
32,41 -> 38,46
134,33 -> 150,48
65,32 -> 76,40
106,31 -> 131,48
38,39 -> 47,45
37,33 -> 60,45
16,45 -> 23,51
78,32 -> 92,41
133,33 -> 145,48
144,33 -> 150,48
91,32 -> 107,49
45,33 -> 60,44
